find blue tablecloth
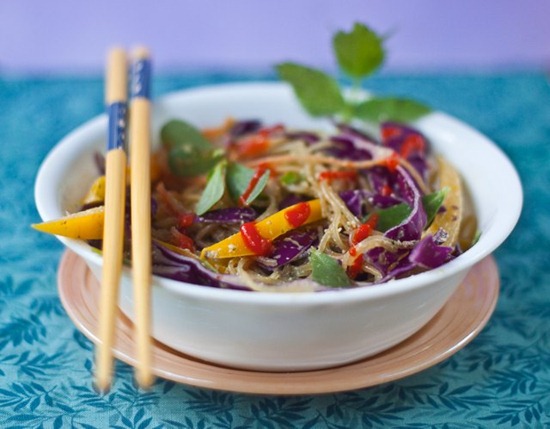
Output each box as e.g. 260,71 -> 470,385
1,71 -> 548,428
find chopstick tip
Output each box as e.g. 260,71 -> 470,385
135,371 -> 155,390
106,47 -> 128,104
94,375 -> 112,394
107,46 -> 127,62
133,45 -> 150,60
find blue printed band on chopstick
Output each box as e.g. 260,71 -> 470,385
107,101 -> 128,151
131,58 -> 151,99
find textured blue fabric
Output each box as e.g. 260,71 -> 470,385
0,71 -> 548,428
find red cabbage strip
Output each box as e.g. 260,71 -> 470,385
364,247 -> 408,280
384,166 -> 427,241
285,131 -> 321,144
152,242 -> 251,290
375,236 -> 454,283
197,207 -> 257,224
339,190 -> 370,217
367,166 -> 401,203
230,119 -> 262,138
409,235 -> 454,269
256,229 -> 318,271
328,135 -> 373,161
381,122 -> 429,180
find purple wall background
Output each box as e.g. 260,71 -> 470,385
1,0 -> 549,74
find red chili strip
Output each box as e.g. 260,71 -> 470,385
236,135 -> 269,158
399,134 -> 426,159
240,222 -> 273,256
235,124 -> 284,158
171,228 -> 195,252
381,124 -> 403,141
351,213 -> 379,245
347,214 -> 379,279
379,152 -> 400,172
318,170 -> 358,183
239,165 -> 270,206
381,184 -> 393,197
177,212 -> 196,229
348,256 -> 364,279
284,202 -> 311,228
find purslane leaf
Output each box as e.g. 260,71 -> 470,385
333,23 -> 385,80
276,62 -> 346,117
195,160 -> 227,215
354,97 -> 432,123
310,249 -> 352,287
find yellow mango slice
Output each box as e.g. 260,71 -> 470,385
425,156 -> 462,247
201,199 -> 323,259
32,206 -> 105,240
81,176 -> 106,207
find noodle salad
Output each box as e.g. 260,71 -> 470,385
141,118 -> 477,291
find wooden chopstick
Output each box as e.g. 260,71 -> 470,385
95,47 -> 128,392
129,47 -> 154,388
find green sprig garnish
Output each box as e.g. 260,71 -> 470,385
276,22 -> 431,124
161,119 -> 270,214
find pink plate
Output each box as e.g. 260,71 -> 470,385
58,251 -> 499,395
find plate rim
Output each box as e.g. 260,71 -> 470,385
57,251 -> 500,395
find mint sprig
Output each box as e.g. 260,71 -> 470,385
276,22 -> 431,124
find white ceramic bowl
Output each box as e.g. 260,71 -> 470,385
35,82 -> 522,371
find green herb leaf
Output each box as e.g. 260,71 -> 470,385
244,170 -> 270,205
162,119 -> 222,177
354,97 -> 432,123
424,187 -> 448,226
310,249 -> 352,288
375,203 -> 411,232
161,119 -> 213,151
333,22 -> 385,80
168,146 -> 223,177
195,160 -> 227,215
276,62 -> 346,117
226,163 -> 270,205
375,189 -> 448,232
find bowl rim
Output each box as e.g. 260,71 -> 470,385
35,81 -> 523,305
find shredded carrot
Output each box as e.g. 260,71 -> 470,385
201,117 -> 235,141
